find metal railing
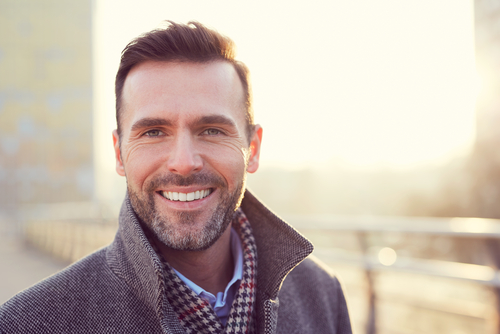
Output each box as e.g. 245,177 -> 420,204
20,207 -> 500,334
286,215 -> 500,334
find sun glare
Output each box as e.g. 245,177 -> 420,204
93,0 -> 476,193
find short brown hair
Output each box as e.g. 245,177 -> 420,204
115,21 -> 254,142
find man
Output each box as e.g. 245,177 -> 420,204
0,21 -> 352,333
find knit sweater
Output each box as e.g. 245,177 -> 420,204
0,190 -> 352,334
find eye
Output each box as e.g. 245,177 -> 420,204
145,129 -> 163,137
203,128 -> 222,136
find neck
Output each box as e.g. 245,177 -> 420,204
155,225 -> 234,296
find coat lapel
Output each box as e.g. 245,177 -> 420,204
106,194 -> 185,334
240,190 -> 314,333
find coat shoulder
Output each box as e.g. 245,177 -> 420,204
277,255 -> 353,334
0,248 -> 158,334
1,248 -> 110,310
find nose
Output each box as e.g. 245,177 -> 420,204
166,132 -> 203,176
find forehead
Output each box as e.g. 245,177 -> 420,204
121,60 -> 246,130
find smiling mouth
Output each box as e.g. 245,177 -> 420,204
160,189 -> 213,202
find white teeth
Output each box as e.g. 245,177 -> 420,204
161,189 -> 211,202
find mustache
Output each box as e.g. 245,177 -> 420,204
147,172 -> 226,191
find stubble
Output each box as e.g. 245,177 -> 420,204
129,171 -> 246,251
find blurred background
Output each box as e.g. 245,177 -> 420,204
1,0 -> 500,333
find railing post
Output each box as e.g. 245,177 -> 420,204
486,239 -> 500,334
358,231 -> 376,334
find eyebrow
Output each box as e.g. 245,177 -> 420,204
130,118 -> 173,132
196,115 -> 237,128
129,114 -> 237,132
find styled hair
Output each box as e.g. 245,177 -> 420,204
115,21 -> 254,142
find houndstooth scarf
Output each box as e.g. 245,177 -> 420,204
157,208 -> 257,334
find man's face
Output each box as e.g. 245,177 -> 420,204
113,61 -> 262,251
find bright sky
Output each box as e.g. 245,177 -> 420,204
93,0 -> 476,182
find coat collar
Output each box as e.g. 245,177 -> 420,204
106,190 -> 313,333
239,191 -> 314,299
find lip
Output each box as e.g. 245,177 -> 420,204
155,187 -> 216,210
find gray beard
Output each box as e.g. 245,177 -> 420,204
128,172 -> 246,251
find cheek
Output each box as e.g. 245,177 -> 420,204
200,137 -> 248,161
123,145 -> 167,187
200,142 -> 248,185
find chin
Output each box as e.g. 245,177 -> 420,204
128,178 -> 245,252
150,209 -> 233,251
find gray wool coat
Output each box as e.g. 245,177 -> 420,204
0,190 -> 352,334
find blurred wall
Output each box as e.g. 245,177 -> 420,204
474,0 -> 500,146
468,0 -> 500,218
0,0 -> 94,216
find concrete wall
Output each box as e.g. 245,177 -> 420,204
0,0 -> 94,215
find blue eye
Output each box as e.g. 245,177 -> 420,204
145,130 -> 162,137
204,129 -> 221,136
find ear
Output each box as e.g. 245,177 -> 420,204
112,129 -> 126,177
246,125 -> 263,174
